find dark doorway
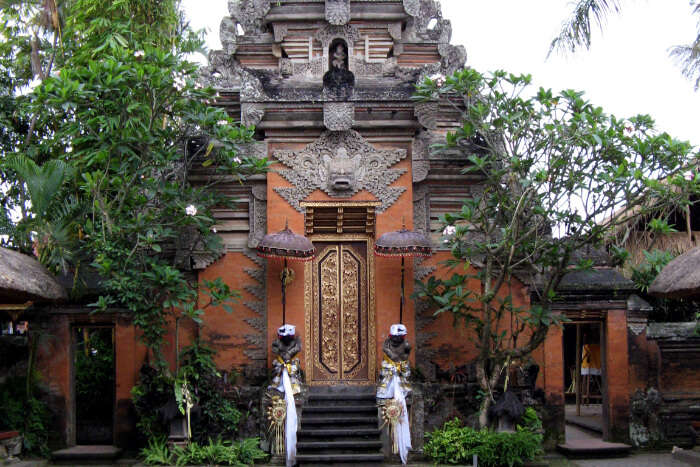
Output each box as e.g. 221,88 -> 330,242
563,321 -> 605,439
74,326 -> 115,444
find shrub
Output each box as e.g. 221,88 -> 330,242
424,418 -> 543,466
140,438 -> 173,466
141,437 -> 267,466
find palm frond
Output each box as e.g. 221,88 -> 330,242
669,2 -> 700,90
549,0 -> 622,57
6,154 -> 74,218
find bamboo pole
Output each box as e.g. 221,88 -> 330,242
576,323 -> 582,417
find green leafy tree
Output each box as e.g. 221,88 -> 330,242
2,0 -> 268,358
414,69 -> 699,427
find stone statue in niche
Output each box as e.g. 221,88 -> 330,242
331,43 -> 347,70
323,39 -> 354,99
320,146 -> 362,193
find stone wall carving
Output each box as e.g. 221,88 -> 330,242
220,16 -> 239,55
280,57 -> 324,79
403,0 -> 421,16
326,0 -> 351,26
349,57 -> 384,77
413,184 -> 430,234
228,0 -> 270,35
241,103 -> 265,127
273,130 -> 407,212
323,102 -> 354,131
403,0 -> 452,43
414,101 -> 438,130
248,184 -> 267,249
439,43 -> 467,75
242,247 -> 267,365
316,24 -> 360,48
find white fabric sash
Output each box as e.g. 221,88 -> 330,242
281,368 -> 297,467
387,373 -> 411,464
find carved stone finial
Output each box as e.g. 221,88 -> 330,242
227,0 -> 270,35
326,0 -> 351,26
323,102 -> 354,131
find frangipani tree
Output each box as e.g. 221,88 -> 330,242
414,68 -> 699,427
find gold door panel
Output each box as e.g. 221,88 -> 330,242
307,241 -> 373,383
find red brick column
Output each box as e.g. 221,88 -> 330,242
542,324 -> 565,448
604,309 -> 630,442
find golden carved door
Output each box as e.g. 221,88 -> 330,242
309,242 -> 370,383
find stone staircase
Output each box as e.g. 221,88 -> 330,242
296,385 -> 383,466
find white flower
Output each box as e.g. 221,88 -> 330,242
174,75 -> 186,91
211,227 -> 217,233
134,50 -> 145,58
232,156 -> 242,164
428,73 -> 445,87
442,225 -> 456,236
685,171 -> 695,181
185,205 -> 197,216
218,120 -> 228,125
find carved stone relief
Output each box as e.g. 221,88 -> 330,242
273,130 -> 407,212
439,43 -> 467,75
228,0 -> 270,35
220,16 -> 239,55
241,103 -> 265,127
414,101 -> 439,130
403,0 -> 420,16
412,184 -> 430,234
248,183 -> 268,249
349,57 -> 384,77
239,69 -> 267,101
323,102 -> 354,131
403,0 -> 452,43
280,57 -> 324,79
326,0 -> 351,26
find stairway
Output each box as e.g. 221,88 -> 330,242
296,385 -> 384,466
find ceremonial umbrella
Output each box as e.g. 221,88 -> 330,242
374,225 -> 432,323
257,221 -> 315,324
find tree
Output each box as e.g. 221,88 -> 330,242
414,69 -> 699,427
550,0 -> 700,90
1,0 -> 269,357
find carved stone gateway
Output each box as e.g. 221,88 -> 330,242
273,131 -> 407,212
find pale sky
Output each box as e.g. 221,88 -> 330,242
182,0 -> 700,147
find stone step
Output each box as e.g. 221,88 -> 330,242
298,427 -> 381,438
303,404 -> 377,414
296,453 -> 384,464
557,440 -> 631,458
297,440 -> 383,451
302,415 -> 378,426
51,445 -> 122,465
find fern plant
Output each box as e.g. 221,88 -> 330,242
140,438 -> 173,466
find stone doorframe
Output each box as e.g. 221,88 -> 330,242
304,233 -> 376,386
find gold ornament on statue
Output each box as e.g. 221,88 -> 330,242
381,399 -> 403,455
267,396 -> 286,455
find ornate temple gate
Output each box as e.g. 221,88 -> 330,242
305,236 -> 376,384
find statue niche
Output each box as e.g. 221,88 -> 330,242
323,39 -> 354,99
